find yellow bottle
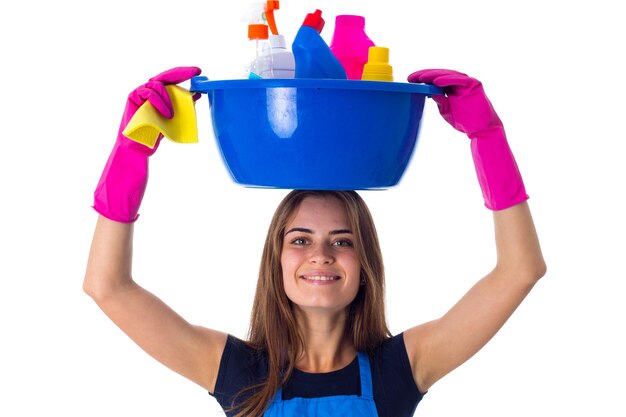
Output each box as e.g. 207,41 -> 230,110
361,46 -> 393,82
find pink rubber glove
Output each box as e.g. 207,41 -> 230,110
93,66 -> 202,223
408,69 -> 528,210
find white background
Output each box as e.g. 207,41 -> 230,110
1,0 -> 625,415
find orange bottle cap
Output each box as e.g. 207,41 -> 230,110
248,23 -> 269,40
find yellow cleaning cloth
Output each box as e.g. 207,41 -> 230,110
123,85 -> 198,149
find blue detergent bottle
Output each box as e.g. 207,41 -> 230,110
292,10 -> 347,79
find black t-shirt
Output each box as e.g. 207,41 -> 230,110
210,333 -> 425,417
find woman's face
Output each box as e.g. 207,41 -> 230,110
281,196 -> 361,314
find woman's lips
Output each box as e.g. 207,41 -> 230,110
300,275 -> 340,284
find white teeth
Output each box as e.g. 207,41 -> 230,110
303,275 -> 337,281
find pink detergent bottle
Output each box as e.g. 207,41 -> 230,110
330,15 -> 376,80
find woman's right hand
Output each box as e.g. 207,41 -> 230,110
93,66 -> 201,223
86,67 -> 228,394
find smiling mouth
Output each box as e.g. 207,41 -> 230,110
300,275 -> 340,281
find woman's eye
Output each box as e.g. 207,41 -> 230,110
291,238 -> 307,245
333,239 -> 353,247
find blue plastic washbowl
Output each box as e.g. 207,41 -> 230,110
191,77 -> 442,190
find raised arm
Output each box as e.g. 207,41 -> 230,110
404,69 -> 546,393
83,67 -> 226,392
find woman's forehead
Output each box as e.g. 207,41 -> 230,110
286,196 -> 350,230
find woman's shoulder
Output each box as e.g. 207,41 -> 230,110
369,333 -> 416,389
211,335 -> 268,402
370,333 -> 425,417
221,334 -> 268,370
370,333 -> 408,359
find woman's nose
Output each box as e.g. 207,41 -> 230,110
308,244 -> 334,264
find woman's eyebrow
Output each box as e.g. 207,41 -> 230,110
285,227 -> 313,235
329,229 -> 352,235
285,228 -> 353,235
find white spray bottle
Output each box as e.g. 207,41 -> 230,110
243,1 -> 294,79
243,2 -> 271,79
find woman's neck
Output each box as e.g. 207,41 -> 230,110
293,307 -> 357,373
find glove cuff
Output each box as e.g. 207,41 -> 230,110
92,205 -> 139,223
92,141 -> 149,223
470,130 -> 529,210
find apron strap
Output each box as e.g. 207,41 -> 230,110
272,387 -> 283,404
357,352 -> 374,400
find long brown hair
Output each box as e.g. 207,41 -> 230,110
233,190 -> 391,417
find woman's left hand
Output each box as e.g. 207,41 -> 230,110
408,69 -> 528,210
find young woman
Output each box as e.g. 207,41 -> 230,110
84,67 -> 546,417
